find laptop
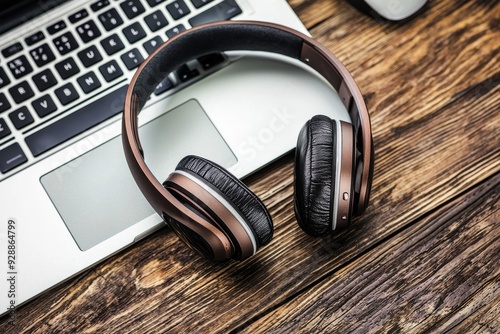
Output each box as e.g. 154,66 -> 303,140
0,0 -> 351,313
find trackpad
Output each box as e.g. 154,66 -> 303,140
40,100 -> 237,251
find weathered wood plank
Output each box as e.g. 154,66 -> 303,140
308,0 -> 500,124
288,0 -> 340,29
241,174 -> 500,333
0,0 -> 498,333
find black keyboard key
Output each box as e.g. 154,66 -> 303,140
123,22 -> 147,43
29,43 -> 56,67
176,64 -> 199,82
120,0 -> 146,19
189,0 -> 242,26
98,8 -> 124,31
143,36 -> 163,54
0,118 -> 11,140
7,55 -> 33,79
154,77 -> 173,95
145,10 -> 168,32
53,32 -> 79,55
91,0 -> 110,12
69,9 -> 89,23
0,93 -> 11,113
25,31 -> 46,46
2,42 -> 23,58
101,34 -> 125,55
32,95 -> 57,117
0,143 -> 27,173
9,106 -> 34,129
32,69 -> 58,91
99,60 -> 123,82
55,57 -> 80,79
166,24 -> 186,38
26,85 -> 128,157
147,0 -> 166,7
121,48 -> 144,70
191,0 -> 214,9
167,0 -> 191,20
55,83 -> 80,105
76,20 -> 102,43
0,93 -> 10,116
78,45 -> 103,67
0,68 -> 10,88
198,52 -> 225,70
9,81 -> 34,103
47,20 -> 67,35
77,72 -> 101,93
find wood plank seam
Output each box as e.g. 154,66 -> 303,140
240,174 -> 499,333
231,171 -> 500,332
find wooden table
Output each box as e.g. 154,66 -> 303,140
1,0 -> 498,332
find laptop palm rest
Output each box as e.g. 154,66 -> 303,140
40,99 -> 237,251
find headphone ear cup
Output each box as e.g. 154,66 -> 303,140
294,115 -> 336,237
176,156 -> 274,251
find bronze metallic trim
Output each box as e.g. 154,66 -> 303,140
337,121 -> 354,229
300,38 -> 372,214
166,171 -> 255,260
163,188 -> 228,260
123,94 -> 231,261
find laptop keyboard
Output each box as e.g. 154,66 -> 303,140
0,0 -> 242,176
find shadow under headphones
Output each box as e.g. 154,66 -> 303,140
122,21 -> 374,262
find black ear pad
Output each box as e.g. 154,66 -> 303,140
294,115 -> 336,237
176,156 -> 273,247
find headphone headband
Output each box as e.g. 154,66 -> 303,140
122,21 -> 373,222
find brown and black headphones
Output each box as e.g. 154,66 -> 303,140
122,21 -> 374,261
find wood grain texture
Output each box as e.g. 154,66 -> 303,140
288,0 -> 339,28
242,174 -> 500,333
0,0 -> 498,333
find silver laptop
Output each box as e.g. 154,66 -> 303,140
0,0 -> 350,312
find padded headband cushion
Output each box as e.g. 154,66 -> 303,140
133,23 -> 303,111
294,115 -> 336,236
176,156 -> 273,247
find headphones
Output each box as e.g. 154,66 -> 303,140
122,21 -> 374,261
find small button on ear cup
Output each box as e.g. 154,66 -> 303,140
294,115 -> 336,237
176,155 -> 273,254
